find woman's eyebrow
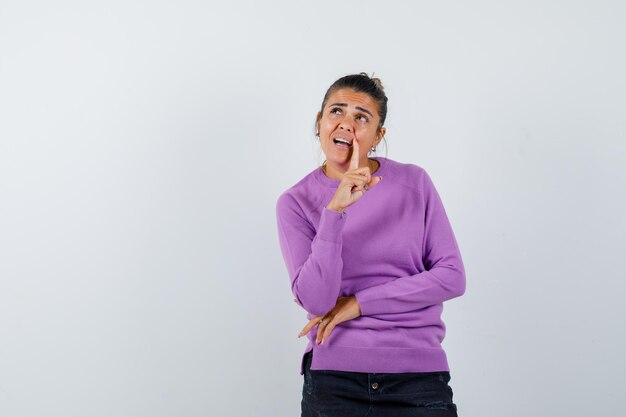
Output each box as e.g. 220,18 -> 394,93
329,102 -> 373,117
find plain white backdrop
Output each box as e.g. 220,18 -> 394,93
1,1 -> 625,416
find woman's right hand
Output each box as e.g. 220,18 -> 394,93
326,139 -> 383,213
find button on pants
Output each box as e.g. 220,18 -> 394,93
301,350 -> 459,417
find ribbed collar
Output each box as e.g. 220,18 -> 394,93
313,156 -> 390,188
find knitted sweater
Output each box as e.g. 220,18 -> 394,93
275,156 -> 466,375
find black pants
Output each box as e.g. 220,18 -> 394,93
302,350 -> 459,417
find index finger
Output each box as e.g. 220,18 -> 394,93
298,316 -> 323,337
349,138 -> 360,171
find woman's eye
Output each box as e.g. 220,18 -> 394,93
330,108 -> 341,115
356,115 -> 368,122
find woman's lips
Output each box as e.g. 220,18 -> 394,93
334,141 -> 351,150
333,138 -> 353,149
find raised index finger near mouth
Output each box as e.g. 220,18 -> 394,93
349,138 -> 360,171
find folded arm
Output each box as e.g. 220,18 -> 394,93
276,194 -> 347,316
354,170 -> 466,316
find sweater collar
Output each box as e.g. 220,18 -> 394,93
313,156 -> 390,189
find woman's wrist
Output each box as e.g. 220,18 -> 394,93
325,203 -> 345,213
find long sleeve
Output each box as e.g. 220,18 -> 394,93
276,193 -> 347,317
353,170 -> 466,316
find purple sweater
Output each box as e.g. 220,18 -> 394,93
275,156 -> 466,375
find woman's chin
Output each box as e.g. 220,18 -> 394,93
327,157 -> 349,169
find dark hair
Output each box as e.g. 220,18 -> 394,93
317,72 -> 388,131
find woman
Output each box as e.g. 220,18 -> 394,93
276,73 -> 466,417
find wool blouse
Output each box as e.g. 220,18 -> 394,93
276,156 -> 466,375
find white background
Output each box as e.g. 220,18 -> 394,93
1,1 -> 625,416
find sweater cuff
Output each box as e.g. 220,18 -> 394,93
353,285 -> 383,317
316,206 -> 347,242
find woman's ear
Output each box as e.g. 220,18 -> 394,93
377,127 -> 387,146
315,111 -> 322,135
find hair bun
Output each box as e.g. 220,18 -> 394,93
359,71 -> 385,92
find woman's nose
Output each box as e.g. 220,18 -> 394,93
338,118 -> 354,132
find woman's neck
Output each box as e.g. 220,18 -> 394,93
322,158 -> 380,180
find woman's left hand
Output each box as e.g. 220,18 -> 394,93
298,295 -> 362,345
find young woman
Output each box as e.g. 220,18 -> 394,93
276,73 -> 466,416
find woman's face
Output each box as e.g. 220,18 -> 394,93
317,88 -> 385,170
